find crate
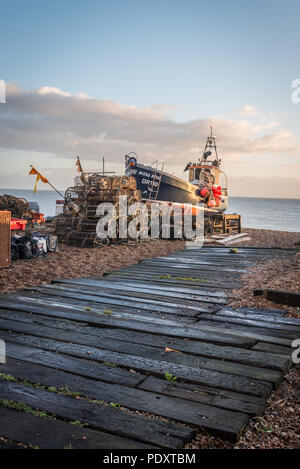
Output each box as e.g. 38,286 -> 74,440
0,211 -> 11,268
205,212 -> 241,235
11,218 -> 28,231
223,213 -> 241,234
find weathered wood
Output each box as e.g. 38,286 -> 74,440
0,299 -> 256,347
50,281 -> 227,306
105,271 -> 234,289
0,381 -> 193,448
0,245 -> 297,447
1,331 -> 272,397
235,306 -> 286,317
0,318 -> 283,384
0,295 -> 194,325
5,342 -> 144,387
193,321 -> 293,347
1,359 -> 248,441
0,317 -> 290,374
114,265 -> 241,281
215,308 -> 300,327
140,259 -> 246,273
0,407 -> 154,449
197,313 -> 300,336
25,285 -> 212,316
252,342 -> 293,356
138,376 -> 265,417
265,289 -> 300,307
53,277 -> 227,298
30,284 -> 217,313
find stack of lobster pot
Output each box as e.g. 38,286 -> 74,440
55,175 -> 141,248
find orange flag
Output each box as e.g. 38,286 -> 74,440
76,156 -> 83,173
29,166 -> 49,193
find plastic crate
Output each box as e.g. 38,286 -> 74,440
11,218 -> 28,230
0,211 -> 11,268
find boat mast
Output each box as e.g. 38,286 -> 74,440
200,126 -> 220,167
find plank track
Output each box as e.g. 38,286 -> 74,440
0,246 -> 299,448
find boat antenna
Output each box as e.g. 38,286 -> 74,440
200,125 -> 220,166
100,156 -> 115,175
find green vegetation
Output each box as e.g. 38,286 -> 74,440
164,372 -> 177,382
91,399 -> 105,405
70,420 -> 88,428
158,274 -> 206,282
0,373 -> 17,382
0,399 -> 55,419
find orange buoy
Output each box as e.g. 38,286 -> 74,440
207,199 -> 216,207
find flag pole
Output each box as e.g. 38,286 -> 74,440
29,165 -> 65,199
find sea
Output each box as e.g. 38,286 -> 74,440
1,189 -> 299,232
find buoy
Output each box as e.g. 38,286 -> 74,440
200,187 -> 209,198
207,199 -> 216,207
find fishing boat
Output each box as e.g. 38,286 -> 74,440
125,127 -> 228,212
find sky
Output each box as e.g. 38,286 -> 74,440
0,0 -> 300,197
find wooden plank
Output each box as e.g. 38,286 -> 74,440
0,318 -> 283,384
146,255 -> 252,267
197,313 -> 300,336
115,266 -> 241,281
105,272 -> 234,289
139,260 -> 246,274
3,310 -> 285,372
31,284 -> 217,313
138,376 -> 265,417
215,309 -> 300,327
50,281 -> 227,306
264,289 -> 300,307
252,342 -> 293,356
192,321 -> 293,347
1,332 -> 272,397
5,342 -> 144,387
26,286 -> 210,316
53,277 -> 227,298
1,359 -> 249,442
0,381 -> 193,448
5,294 -> 194,325
0,407 -> 154,449
0,317 -> 290,373
0,299 -> 256,347
236,306 -> 286,317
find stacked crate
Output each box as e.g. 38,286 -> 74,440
0,211 -> 11,268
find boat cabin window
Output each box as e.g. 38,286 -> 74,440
189,168 -> 194,181
195,168 -> 201,180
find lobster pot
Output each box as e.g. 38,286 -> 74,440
0,211 -> 11,268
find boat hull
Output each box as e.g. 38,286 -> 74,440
125,163 -> 228,212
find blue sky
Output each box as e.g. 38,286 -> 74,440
0,0 -> 300,196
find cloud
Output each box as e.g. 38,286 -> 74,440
237,105 -> 261,116
1,84 -> 300,171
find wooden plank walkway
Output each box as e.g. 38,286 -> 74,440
0,246 -> 299,448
